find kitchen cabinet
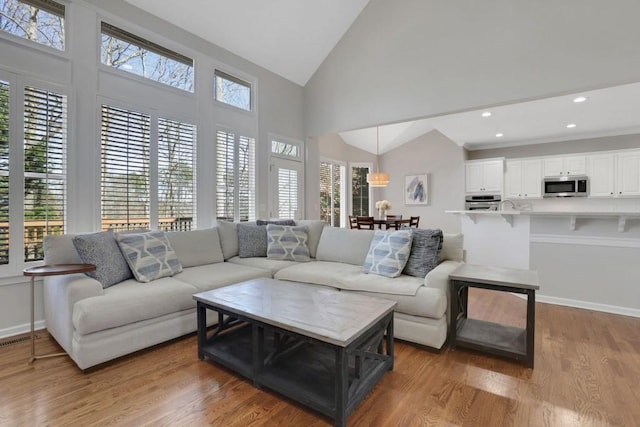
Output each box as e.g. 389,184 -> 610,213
588,154 -> 615,197
543,156 -> 586,177
616,151 -> 640,197
505,159 -> 543,199
465,160 -> 503,194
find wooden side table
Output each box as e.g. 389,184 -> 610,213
23,263 -> 96,364
448,264 -> 540,368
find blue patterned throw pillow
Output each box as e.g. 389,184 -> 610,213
402,228 -> 443,277
72,230 -> 133,288
116,231 -> 182,282
363,230 -> 413,278
266,225 -> 310,262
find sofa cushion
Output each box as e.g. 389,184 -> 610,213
363,230 -> 413,278
166,228 -> 224,267
237,224 -> 268,257
217,220 -> 239,260
294,220 -> 326,258
227,256 -> 299,276
341,286 -> 446,319
116,231 -> 183,282
172,262 -> 271,292
440,233 -> 464,262
44,234 -> 81,265
315,227 -> 374,265
266,224 -> 310,262
403,228 -> 443,278
72,231 -> 133,288
72,277 -> 198,335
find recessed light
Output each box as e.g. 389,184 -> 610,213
495,133 -> 504,138
481,111 -> 492,117
566,123 -> 577,128
573,96 -> 587,103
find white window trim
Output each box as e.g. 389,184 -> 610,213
211,60 -> 258,116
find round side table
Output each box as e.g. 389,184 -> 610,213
23,263 -> 96,364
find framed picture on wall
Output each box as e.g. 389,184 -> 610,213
404,174 -> 428,205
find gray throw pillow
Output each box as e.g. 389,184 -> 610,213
363,230 -> 413,278
256,219 -> 296,226
266,224 -> 310,262
72,230 -> 133,288
116,231 -> 183,282
402,228 -> 443,278
237,224 -> 268,257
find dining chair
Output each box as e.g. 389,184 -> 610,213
356,216 -> 375,230
409,216 -> 420,228
385,214 -> 402,230
348,215 -> 358,229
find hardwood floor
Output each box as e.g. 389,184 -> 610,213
1,289 -> 639,426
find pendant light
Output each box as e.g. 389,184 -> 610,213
366,126 -> 389,187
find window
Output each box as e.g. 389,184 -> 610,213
100,104 -> 196,232
100,22 -> 194,92
351,164 -> 371,216
214,69 -> 251,111
271,140 -> 299,158
215,130 -> 255,222
158,118 -> 196,231
320,160 -> 345,227
0,79 -> 67,267
0,0 -> 65,50
101,105 -> 150,231
269,136 -> 304,220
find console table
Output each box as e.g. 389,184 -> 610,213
448,264 -> 540,368
23,263 -> 96,364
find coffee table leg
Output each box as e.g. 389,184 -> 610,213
253,325 -> 264,388
335,347 -> 348,427
387,314 -> 394,371
196,302 -> 206,360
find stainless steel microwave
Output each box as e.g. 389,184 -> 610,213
543,176 -> 588,197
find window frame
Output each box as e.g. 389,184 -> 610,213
268,134 -> 305,220
212,66 -> 256,114
349,162 -> 374,217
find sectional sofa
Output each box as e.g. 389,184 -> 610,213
42,220 -> 463,370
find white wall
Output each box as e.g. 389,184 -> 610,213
378,130 -> 465,233
304,0 -> 640,137
0,0 -> 304,337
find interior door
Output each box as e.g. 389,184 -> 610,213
270,156 -> 304,220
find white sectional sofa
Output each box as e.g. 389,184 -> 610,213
43,220 -> 463,370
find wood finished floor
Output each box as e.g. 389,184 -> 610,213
1,288 -> 639,426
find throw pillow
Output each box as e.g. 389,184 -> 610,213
266,224 -> 311,262
363,230 -> 413,278
256,219 -> 296,226
72,230 -> 133,288
237,224 -> 268,257
402,228 -> 443,278
116,231 -> 183,283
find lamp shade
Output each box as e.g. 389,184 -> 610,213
367,171 -> 389,187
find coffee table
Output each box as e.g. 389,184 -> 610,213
193,278 -> 396,427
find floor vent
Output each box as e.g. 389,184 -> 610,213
0,335 -> 32,348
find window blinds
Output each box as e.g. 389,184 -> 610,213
215,130 -> 255,222
0,81 -> 9,265
277,168 -> 298,219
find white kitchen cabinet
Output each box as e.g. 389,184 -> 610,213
615,151 -> 640,197
505,159 -> 542,199
588,154 -> 615,197
543,156 -> 586,177
465,160 -> 503,194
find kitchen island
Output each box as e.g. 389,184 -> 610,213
446,209 -> 640,318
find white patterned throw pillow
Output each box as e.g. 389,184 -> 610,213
116,231 -> 183,282
266,224 -> 311,262
363,230 -> 413,278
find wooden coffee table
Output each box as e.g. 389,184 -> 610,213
193,278 -> 396,427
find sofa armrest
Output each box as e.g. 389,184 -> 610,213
424,260 -> 463,293
43,273 -> 103,354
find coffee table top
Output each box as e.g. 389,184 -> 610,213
193,278 -> 396,347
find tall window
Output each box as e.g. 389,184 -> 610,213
320,160 -> 345,227
0,79 -> 67,266
101,105 -> 196,231
270,136 -> 303,220
351,164 -> 371,216
0,0 -> 65,50
215,130 -> 255,222
100,22 -> 194,92
214,70 -> 251,111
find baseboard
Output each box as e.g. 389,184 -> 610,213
536,294 -> 640,318
0,320 -> 46,339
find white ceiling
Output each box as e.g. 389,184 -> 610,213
339,82 -> 640,154
123,0 -> 370,86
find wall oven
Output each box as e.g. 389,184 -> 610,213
543,176 -> 588,197
465,194 -> 501,211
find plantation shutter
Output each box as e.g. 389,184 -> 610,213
100,105 -> 150,231
238,135 -> 255,222
23,86 -> 66,262
215,130 -> 235,221
158,118 -> 196,231
277,168 -> 298,219
320,161 -> 332,226
0,81 -> 9,265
